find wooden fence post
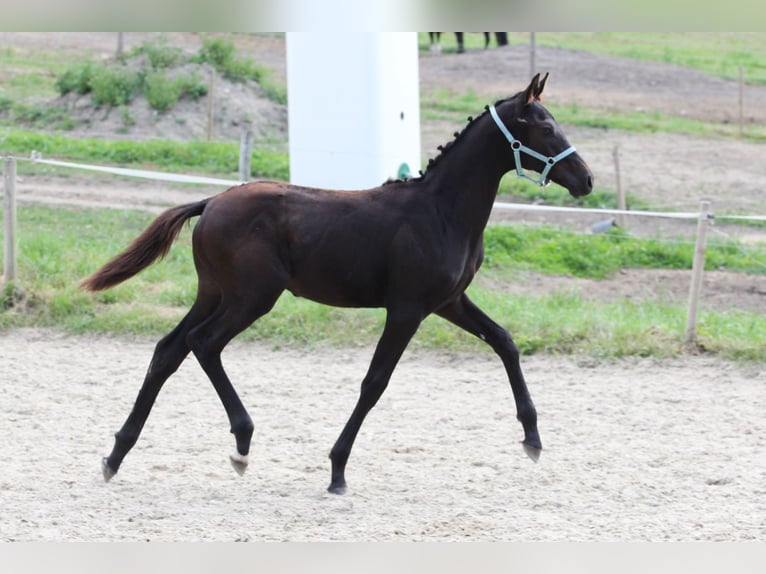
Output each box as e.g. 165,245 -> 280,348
3,156 -> 17,284
239,129 -> 254,182
738,66 -> 745,138
529,32 -> 537,78
613,144 -> 626,229
207,70 -> 216,141
685,200 -> 712,344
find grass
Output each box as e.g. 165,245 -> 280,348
1,129 -> 289,181
418,32 -> 766,85
529,32 -> 766,86
422,88 -> 766,143
2,204 -> 765,362
482,225 -> 766,278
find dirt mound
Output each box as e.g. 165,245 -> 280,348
49,51 -> 287,144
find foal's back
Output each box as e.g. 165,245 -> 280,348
192,179 -> 440,308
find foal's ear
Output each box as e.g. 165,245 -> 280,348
535,72 -> 549,101
523,73 -> 541,105
523,72 -> 549,105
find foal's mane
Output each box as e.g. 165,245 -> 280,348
385,92 -> 521,186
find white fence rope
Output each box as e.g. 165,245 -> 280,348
3,152 -> 766,228
24,154 -> 245,187
15,153 -> 766,223
492,201 -> 705,220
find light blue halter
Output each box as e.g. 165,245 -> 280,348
489,104 -> 576,188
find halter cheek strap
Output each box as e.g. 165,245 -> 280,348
489,105 -> 576,188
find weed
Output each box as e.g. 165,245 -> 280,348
119,105 -> 135,127
195,37 -> 263,83
89,65 -> 141,107
143,71 -> 184,112
135,37 -> 185,69
0,93 -> 14,113
55,61 -> 95,96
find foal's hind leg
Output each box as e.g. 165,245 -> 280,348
102,297 -> 216,481
437,294 -> 542,461
186,282 -> 285,476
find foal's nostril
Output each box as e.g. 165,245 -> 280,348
587,175 -> 593,190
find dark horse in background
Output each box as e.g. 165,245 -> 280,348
429,32 -> 509,54
83,74 -> 593,494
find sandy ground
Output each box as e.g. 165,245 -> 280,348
1,327 -> 765,541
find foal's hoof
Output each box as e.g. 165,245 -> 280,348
229,453 -> 249,476
327,480 -> 347,495
102,457 -> 117,482
521,441 -> 542,463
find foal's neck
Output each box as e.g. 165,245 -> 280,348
424,110 -> 513,236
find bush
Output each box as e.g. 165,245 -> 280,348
144,71 -> 208,112
143,71 -> 183,112
89,65 -> 141,107
196,37 -> 262,82
55,61 -> 95,96
0,93 -> 12,113
136,38 -> 185,69
177,72 -> 208,101
196,37 -> 236,70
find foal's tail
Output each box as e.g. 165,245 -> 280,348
81,198 -> 211,292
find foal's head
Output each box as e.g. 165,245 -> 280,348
494,73 -> 593,198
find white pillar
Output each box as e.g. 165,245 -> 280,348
286,32 -> 421,190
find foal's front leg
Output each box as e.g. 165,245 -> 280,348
328,309 -> 423,494
436,294 -> 542,460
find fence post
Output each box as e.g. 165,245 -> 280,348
207,70 -> 216,141
738,66 -> 744,138
613,144 -> 626,229
3,156 -> 17,284
239,129 -> 254,182
529,32 -> 537,78
685,200 -> 712,344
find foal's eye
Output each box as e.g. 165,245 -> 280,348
542,126 -> 554,136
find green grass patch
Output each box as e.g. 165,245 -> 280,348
1,101 -> 76,131
2,204 -> 765,361
483,224 -> 766,278
422,88 -> 766,143
418,32 -> 766,84
1,129 -> 289,180
526,32 -> 766,85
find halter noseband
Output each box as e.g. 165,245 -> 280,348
489,105 -> 576,187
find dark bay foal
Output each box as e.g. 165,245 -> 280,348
83,73 -> 593,493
